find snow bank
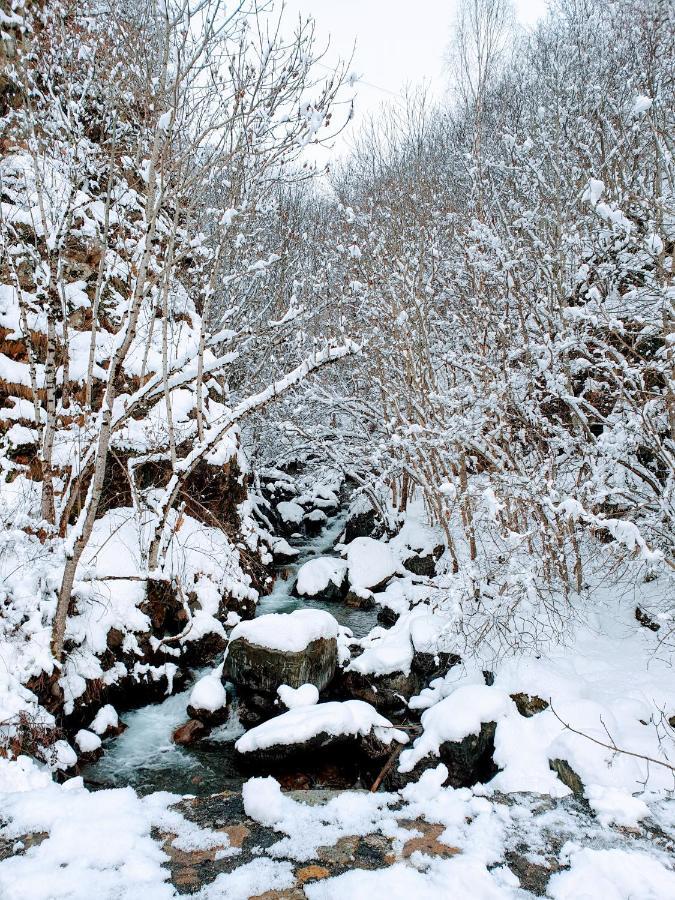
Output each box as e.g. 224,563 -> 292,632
236,700 -> 408,754
296,557 -> 347,596
346,537 -> 399,592
228,608 -> 338,653
277,683 -> 319,709
189,675 -> 227,713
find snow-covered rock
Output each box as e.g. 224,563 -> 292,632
398,685 -> 516,785
295,557 -> 348,602
304,508 -> 328,535
345,537 -> 399,594
235,699 -> 408,763
74,730 -> 102,754
224,609 -> 339,695
276,501 -> 304,525
187,675 -> 229,725
89,704 -> 123,738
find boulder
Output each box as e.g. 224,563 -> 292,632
74,729 -> 103,764
389,722 -> 498,791
186,675 -> 229,726
344,591 -> 375,611
346,537 -> 399,593
411,649 -> 461,680
510,692 -> 549,718
304,509 -> 328,536
341,669 -> 420,713
295,557 -> 348,604
409,616 -> 461,680
224,609 -> 339,695
234,699 -> 408,765
344,506 -> 378,543
402,543 -> 445,577
172,719 -> 208,746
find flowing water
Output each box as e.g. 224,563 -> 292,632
83,506 -> 377,795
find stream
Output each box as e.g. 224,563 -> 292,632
82,505 -> 378,796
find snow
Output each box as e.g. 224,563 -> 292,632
345,537 -> 399,593
51,740 -> 78,771
74,730 -> 102,754
399,686 -> 515,773
193,859 -> 295,899
90,704 -> 119,736
277,682 -> 319,709
295,556 -> 347,596
548,846 -> 675,899
348,608 -> 451,678
228,608 -> 338,653
235,700 -> 408,754
242,775 -> 402,861
188,675 -> 227,713
631,94 -> 653,115
304,857 -> 512,900
0,756 -> 235,900
276,500 -> 304,524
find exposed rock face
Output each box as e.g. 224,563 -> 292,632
172,719 -> 208,746
402,544 -> 445,577
389,722 -> 498,790
549,758 -> 584,796
411,649 -> 461,680
344,591 -> 375,611
344,506 -> 378,543
225,635 -> 338,695
510,692 -> 549,718
341,669 -> 421,713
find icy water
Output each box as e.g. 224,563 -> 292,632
83,507 -> 377,796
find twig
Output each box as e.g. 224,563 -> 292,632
550,701 -> 675,774
370,741 -> 405,793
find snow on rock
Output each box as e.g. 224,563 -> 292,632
90,704 -> 120,736
345,537 -> 399,594
276,501 -> 304,524
241,775 -> 402,862
399,685 -> 515,773
74,730 -> 102,754
235,700 -> 408,756
0,755 -> 233,899
50,740 -> 78,772
277,683 -> 319,709
225,609 -> 339,694
296,557 -> 348,598
348,609 -> 452,679
192,859 -> 295,900
304,857 -> 512,900
228,609 -> 339,653
188,675 -> 227,714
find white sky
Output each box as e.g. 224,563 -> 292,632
281,0 -> 549,158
